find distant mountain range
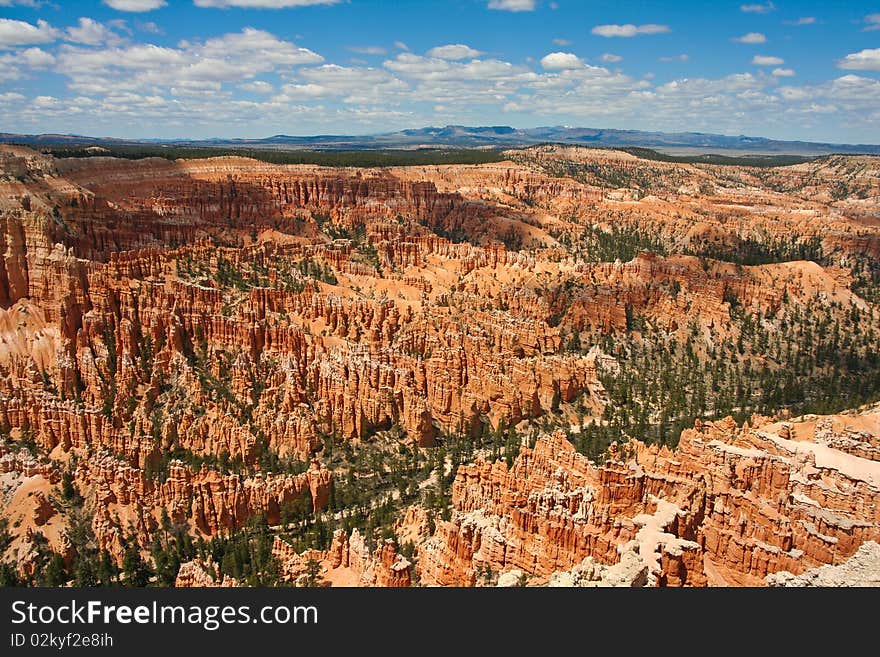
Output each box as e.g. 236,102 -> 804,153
2,125 -> 879,156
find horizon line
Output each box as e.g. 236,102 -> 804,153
3,124 -> 880,148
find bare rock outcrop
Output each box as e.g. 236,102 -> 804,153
272,529 -> 412,587
175,558 -> 240,587
420,409 -> 880,587
766,541 -> 880,587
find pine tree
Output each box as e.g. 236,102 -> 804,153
302,558 -> 324,587
122,539 -> 152,587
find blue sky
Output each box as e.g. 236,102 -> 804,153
1,1 -> 879,143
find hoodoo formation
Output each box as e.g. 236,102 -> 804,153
1,144 -> 879,586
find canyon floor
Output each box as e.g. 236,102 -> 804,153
1,143 -> 879,587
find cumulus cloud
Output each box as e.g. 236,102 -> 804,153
655,72 -> 765,95
487,0 -> 535,11
837,48 -> 880,72
0,46 -> 55,81
777,75 -> 880,120
733,32 -> 766,44
56,28 -> 323,96
66,18 -> 125,46
592,24 -> 670,38
752,55 -> 783,66
426,44 -> 483,60
58,44 -> 184,77
184,28 -> 322,64
0,92 -> 27,103
193,0 -> 338,7
826,74 -> 880,103
21,47 -> 56,68
274,82 -> 331,100
0,19 -> 59,48
772,68 -> 794,77
383,53 -> 453,77
384,52 -> 530,84
741,2 -> 775,13
600,53 -> 622,63
103,0 -> 167,11
295,63 -> 409,105
540,52 -> 583,70
239,80 -> 274,93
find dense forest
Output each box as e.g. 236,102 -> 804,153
40,144 -> 507,168
31,142 -> 816,169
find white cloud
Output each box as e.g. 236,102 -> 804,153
655,72 -> 765,98
59,44 -> 185,76
185,28 -> 323,65
772,68 -> 794,77
504,68 -> 645,114
659,54 -> 688,62
837,48 -> 880,72
0,66 -> 21,83
733,32 -> 766,44
22,47 -> 55,68
239,80 -> 274,93
600,53 -> 622,63
0,19 -> 59,48
864,14 -> 880,32
592,24 -> 670,38
66,18 -> 124,46
193,0 -> 338,7
487,0 -> 535,11
295,64 -> 409,105
426,44 -> 483,60
275,82 -> 331,100
393,41 -> 409,51
752,55 -> 783,66
383,53 -> 451,77
56,28 -> 323,97
0,47 -> 54,82
347,46 -> 387,55
741,2 -> 775,13
777,86 -> 809,101
32,95 -> 60,108
384,53 -> 530,85
777,75 -> 880,119
103,0 -> 167,11
784,17 -> 815,26
553,38 -> 572,46
827,74 -> 880,102
540,52 -> 584,70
